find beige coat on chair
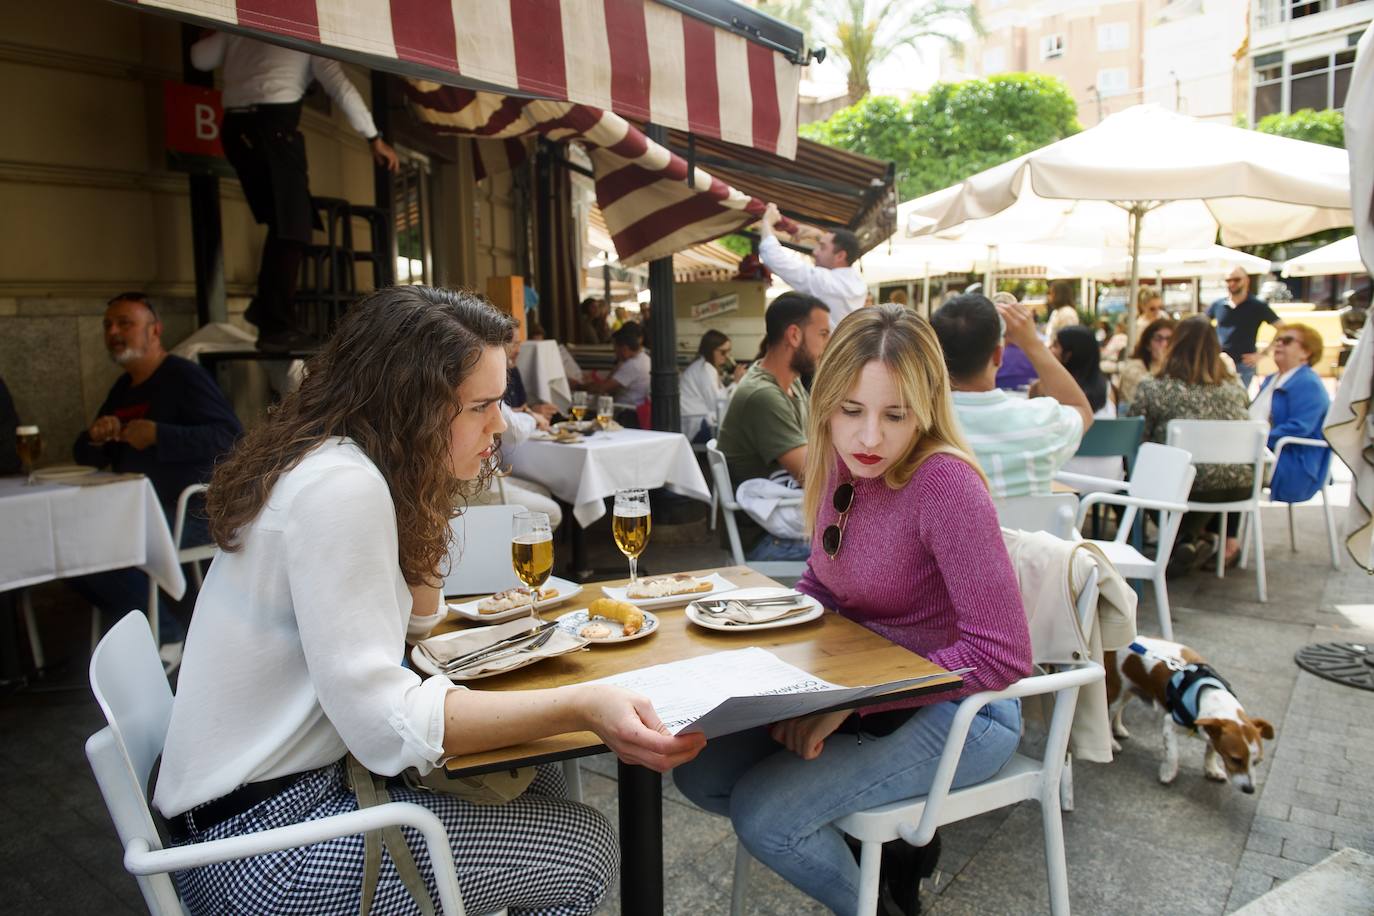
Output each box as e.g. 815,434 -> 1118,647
1002,529 -> 1138,762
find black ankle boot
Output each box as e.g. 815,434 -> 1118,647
877,832 -> 941,916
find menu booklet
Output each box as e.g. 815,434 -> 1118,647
590,647 -> 969,738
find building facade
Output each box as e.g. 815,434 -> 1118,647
1248,0 -> 1371,122
943,0 -> 1252,125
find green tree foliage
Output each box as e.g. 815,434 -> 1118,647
1254,108 -> 1344,148
800,74 -> 1081,200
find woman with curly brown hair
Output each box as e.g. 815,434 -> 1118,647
152,286 -> 704,915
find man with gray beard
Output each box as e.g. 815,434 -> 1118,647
71,293 -> 241,663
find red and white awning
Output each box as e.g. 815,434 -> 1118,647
406,85 -> 777,264
116,0 -> 802,158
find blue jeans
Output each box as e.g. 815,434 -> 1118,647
747,535 -> 811,562
1235,360 -> 1256,391
673,698 -> 1022,916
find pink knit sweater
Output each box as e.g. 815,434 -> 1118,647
797,452 -> 1032,712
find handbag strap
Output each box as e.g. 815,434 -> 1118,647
346,755 -> 438,916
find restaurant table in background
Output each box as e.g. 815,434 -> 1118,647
515,340 -> 572,413
508,428 -> 711,578
0,474 -> 186,674
437,565 -> 962,916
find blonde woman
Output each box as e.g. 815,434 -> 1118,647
674,305 -> 1031,916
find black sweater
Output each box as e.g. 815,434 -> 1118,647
73,355 -> 242,516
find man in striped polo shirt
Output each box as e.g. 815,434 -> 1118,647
932,293 -> 1093,497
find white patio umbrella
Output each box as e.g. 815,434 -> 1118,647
907,104 -> 1352,341
1281,235 -> 1365,278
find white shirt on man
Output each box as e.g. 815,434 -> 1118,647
612,349 -> 652,406
758,236 -> 867,329
191,33 -> 379,138
154,440 -> 453,817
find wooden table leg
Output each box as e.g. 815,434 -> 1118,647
618,760 -> 663,915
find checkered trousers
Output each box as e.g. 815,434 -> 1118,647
172,762 -> 616,916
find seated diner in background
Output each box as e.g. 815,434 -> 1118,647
1036,325 -> 1123,483
716,292 -> 832,561
1136,286 -> 1166,327
577,296 -> 612,344
931,293 -> 1092,498
680,329 -> 746,441
1250,322 -> 1332,505
579,321 -> 650,412
1116,317 -> 1176,410
1125,315 -> 1252,571
675,304 -> 1032,916
991,292 -> 1038,391
153,286 -> 704,915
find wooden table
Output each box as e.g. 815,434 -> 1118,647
438,566 -> 961,915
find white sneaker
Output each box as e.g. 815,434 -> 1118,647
159,641 -> 185,674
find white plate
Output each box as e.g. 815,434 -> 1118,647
685,587 -> 825,632
600,572 -> 738,610
30,464 -> 100,481
555,608 -> 659,644
410,622 -> 586,682
446,576 -> 582,623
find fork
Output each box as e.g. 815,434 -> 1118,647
441,626 -> 557,673
694,593 -> 804,610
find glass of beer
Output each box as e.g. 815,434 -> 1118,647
16,425 -> 42,484
511,511 -> 554,620
613,488 -> 651,586
569,391 -> 589,425
596,396 -> 614,431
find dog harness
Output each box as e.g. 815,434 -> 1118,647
1128,643 -> 1234,730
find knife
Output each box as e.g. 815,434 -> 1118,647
432,621 -> 557,671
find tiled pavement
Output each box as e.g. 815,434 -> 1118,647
2,489 -> 1371,914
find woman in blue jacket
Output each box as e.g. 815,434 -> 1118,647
1250,322 -> 1332,502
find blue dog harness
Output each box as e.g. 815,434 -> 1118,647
1128,642 -> 1233,730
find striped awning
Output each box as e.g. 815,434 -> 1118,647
408,84 -> 896,266
114,0 -> 804,158
408,84 -> 778,264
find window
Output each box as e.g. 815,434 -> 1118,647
1252,48 -> 1357,117
1097,23 -> 1129,51
392,152 -> 433,286
1039,34 -> 1065,60
1096,67 -> 1129,98
982,47 -> 1007,73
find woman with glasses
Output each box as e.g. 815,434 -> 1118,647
679,329 -> 746,440
674,305 -> 1031,916
1251,322 -> 1332,504
1117,317 -> 1177,409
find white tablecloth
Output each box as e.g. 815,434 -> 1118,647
0,475 -> 186,599
509,429 -> 711,527
516,340 -> 573,412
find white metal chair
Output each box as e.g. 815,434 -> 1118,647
1268,436 -> 1341,569
705,438 -> 807,578
146,484 -> 217,646
1069,443 -> 1195,640
995,493 -> 1080,540
85,611 -> 473,916
1166,419 -> 1270,602
729,570 -> 1105,916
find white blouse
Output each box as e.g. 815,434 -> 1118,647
154,440 -> 454,817
679,357 -> 725,437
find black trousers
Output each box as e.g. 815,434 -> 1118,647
220,103 -> 314,335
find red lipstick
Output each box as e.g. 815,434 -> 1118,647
852,453 -> 882,465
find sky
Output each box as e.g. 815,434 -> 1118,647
801,36 -> 959,100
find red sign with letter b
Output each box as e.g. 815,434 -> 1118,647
163,81 -> 226,168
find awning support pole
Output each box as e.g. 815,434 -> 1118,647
645,124 -> 680,436
371,71 -> 395,288
182,24 -> 225,327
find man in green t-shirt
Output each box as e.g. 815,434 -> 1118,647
717,292 -> 831,559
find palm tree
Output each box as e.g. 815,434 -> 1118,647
764,0 -> 981,101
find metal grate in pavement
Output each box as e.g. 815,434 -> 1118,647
1294,643 -> 1374,691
